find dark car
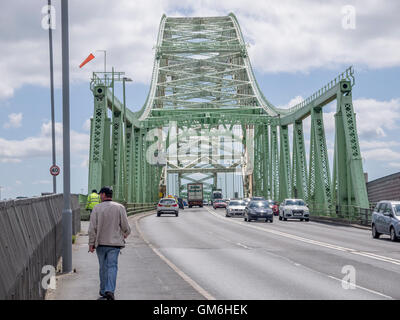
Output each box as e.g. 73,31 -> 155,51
213,199 -> 227,209
244,201 -> 273,223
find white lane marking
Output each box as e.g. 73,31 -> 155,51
207,230 -> 252,250
205,208 -> 395,300
236,242 -> 251,250
135,215 -> 216,300
327,275 -> 393,300
205,207 -> 400,266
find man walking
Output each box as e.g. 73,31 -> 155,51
85,189 -> 100,213
88,186 -> 131,300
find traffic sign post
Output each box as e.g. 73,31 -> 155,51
50,165 -> 60,176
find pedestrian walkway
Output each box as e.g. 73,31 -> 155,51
46,212 -> 204,300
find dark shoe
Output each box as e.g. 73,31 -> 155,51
97,296 -> 107,300
105,291 -> 115,300
99,290 -> 106,297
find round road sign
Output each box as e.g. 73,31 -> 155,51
50,165 -> 60,176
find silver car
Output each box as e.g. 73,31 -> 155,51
371,201 -> 400,241
226,200 -> 246,217
157,198 -> 179,217
279,199 -> 309,221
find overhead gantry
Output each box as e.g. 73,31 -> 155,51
87,14 -> 369,214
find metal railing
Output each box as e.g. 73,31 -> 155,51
0,194 -> 80,300
308,202 -> 372,226
126,203 -> 157,216
79,194 -> 157,220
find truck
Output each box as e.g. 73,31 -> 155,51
187,183 -> 203,208
211,188 -> 223,205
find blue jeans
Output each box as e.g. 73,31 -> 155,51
96,246 -> 121,295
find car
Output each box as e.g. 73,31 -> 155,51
244,200 -> 273,223
279,199 -> 309,221
265,200 -> 279,215
226,200 -> 246,217
203,199 -> 208,206
157,198 -> 179,217
213,199 -> 227,209
371,201 -> 400,242
243,198 -> 251,206
251,196 -> 265,201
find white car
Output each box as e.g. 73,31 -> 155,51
226,200 -> 246,217
279,199 -> 309,221
157,198 -> 179,217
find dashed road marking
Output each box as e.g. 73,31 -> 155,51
205,207 -> 400,267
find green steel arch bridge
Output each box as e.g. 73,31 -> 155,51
87,14 -> 369,215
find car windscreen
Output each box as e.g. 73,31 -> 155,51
393,204 -> 400,216
286,200 -> 305,206
229,201 -> 245,206
160,199 -> 176,205
249,202 -> 270,208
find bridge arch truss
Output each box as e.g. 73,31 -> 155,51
87,14 -> 369,213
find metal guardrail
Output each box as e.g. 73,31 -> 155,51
79,195 -> 157,220
0,194 -> 80,300
308,202 -> 372,226
126,203 -> 157,216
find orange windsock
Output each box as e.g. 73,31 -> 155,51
79,53 -> 95,68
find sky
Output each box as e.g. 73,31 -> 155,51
0,0 -> 399,199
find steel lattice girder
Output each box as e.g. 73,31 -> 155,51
292,121 -> 308,200
87,13 -> 369,211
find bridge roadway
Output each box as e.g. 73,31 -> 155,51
139,206 -> 400,300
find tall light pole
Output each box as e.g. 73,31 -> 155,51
61,0 -> 72,274
47,0 -> 56,194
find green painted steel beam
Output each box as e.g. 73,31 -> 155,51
278,125 -> 291,202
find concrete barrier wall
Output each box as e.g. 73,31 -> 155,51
0,194 -> 80,300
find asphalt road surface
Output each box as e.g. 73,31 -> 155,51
139,206 -> 400,300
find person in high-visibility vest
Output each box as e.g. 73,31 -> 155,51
86,189 -> 101,213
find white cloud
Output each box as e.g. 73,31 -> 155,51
362,148 -> 400,162
0,121 -> 89,163
32,180 -> 51,185
360,140 -> 400,150
3,112 -> 23,128
82,119 -> 91,132
277,96 -> 304,109
1,1 -> 400,99
353,98 -> 400,139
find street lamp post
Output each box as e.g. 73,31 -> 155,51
61,0 -> 72,274
47,0 -> 56,194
